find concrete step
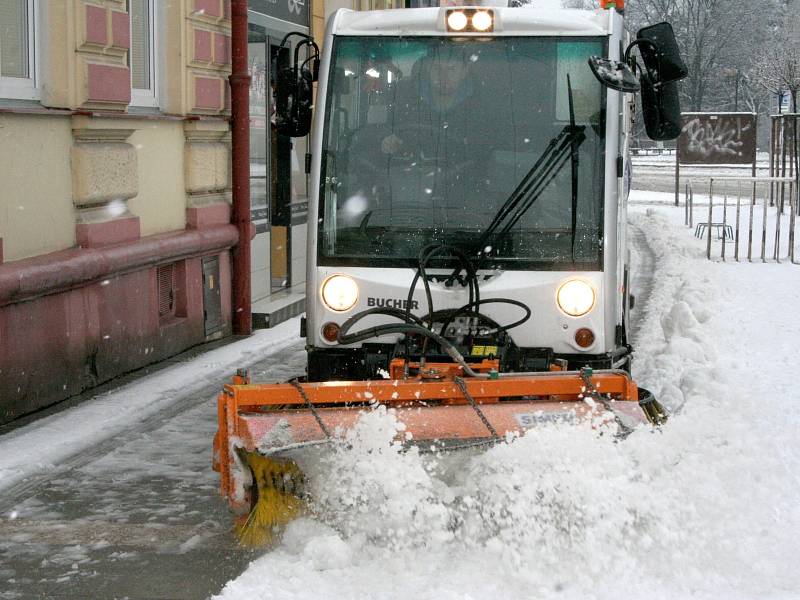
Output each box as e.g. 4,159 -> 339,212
252,283 -> 305,329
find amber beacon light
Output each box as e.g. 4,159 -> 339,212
322,322 -> 341,342
574,328 -> 596,348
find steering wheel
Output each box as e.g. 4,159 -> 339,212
384,123 -> 438,160
349,122 -> 478,206
388,123 -> 476,178
349,123 -> 439,176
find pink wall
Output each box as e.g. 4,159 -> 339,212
85,5 -> 108,46
0,250 -> 234,424
195,0 -> 221,18
194,77 -> 222,110
195,29 -> 213,62
0,206 -> 237,424
111,11 -> 131,50
213,33 -> 231,66
87,63 -> 132,104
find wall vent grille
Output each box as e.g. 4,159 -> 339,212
157,264 -> 176,317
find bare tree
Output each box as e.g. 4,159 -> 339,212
626,0 -> 775,112
751,11 -> 800,112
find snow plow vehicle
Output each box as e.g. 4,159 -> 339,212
214,1 -> 687,545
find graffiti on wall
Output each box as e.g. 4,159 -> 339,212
677,113 -> 757,165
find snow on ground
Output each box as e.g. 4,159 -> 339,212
631,186 -> 797,261
0,333 -> 309,600
215,205 -> 800,600
0,317 -> 301,495
631,150 -> 771,165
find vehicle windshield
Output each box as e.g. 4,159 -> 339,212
319,36 -> 606,270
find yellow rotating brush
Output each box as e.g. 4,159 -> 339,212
235,450 -> 306,547
638,388 -> 669,426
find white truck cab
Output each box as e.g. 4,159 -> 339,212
275,5 -> 685,381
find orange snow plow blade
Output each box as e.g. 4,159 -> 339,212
212,365 -> 662,545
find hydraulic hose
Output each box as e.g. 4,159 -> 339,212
405,243 -> 479,327
338,310 -> 636,382
405,243 -> 480,365
436,298 -> 531,338
338,321 -> 472,369
340,306 -> 427,328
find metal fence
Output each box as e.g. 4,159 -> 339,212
770,114 -> 798,181
684,176 -> 798,263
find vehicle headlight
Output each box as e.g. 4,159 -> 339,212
556,279 -> 596,317
321,275 -> 359,312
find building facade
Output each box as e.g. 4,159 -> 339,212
0,0 -> 435,424
0,0 -> 237,424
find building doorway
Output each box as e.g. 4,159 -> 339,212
248,29 -> 294,297
269,43 -> 292,293
247,10 -> 310,327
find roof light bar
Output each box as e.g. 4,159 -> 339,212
445,9 -> 494,33
446,10 -> 468,31
471,10 -> 493,32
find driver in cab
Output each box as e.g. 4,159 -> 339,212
377,47 -> 492,202
382,49 -> 475,155
340,44 -> 499,234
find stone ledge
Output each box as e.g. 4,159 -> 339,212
72,126 -> 136,142
0,225 -> 239,307
184,118 -> 231,141
187,203 -> 230,230
187,190 -> 232,208
76,216 -> 141,248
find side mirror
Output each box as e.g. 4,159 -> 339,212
588,57 -> 640,92
636,22 -> 688,85
312,58 -> 321,82
296,65 -> 314,136
640,77 -> 681,140
276,66 -> 313,138
587,21 -> 687,141
275,33 -> 319,138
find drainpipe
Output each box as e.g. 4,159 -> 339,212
230,0 -> 252,335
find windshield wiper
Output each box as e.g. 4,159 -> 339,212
567,74 -> 581,262
475,75 -> 585,264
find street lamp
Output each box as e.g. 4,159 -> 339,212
723,68 -> 741,111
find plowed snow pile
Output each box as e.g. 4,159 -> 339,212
216,207 -> 800,600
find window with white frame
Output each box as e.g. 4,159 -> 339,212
129,0 -> 157,107
0,0 -> 38,100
